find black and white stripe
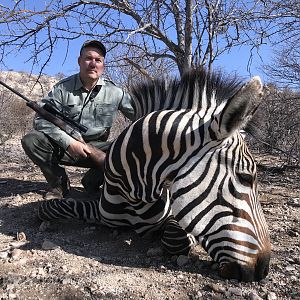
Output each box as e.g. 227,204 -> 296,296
38,68 -> 271,281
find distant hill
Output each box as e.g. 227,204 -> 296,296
0,71 -> 59,144
0,71 -> 58,101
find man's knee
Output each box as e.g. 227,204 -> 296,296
21,130 -> 46,154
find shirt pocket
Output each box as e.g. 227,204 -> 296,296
94,103 -> 116,128
62,104 -> 83,122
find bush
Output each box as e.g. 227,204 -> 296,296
248,84 -> 300,166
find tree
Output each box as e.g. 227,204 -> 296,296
261,0 -> 300,88
263,46 -> 300,89
0,0 -> 277,78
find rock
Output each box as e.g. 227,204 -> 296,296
0,251 -> 9,259
177,255 -> 189,267
267,292 -> 277,300
14,194 -> 22,202
285,265 -> 296,272
11,248 -> 23,259
62,278 -> 72,285
207,283 -> 225,293
124,239 -> 132,246
227,287 -> 243,297
37,267 -> 46,276
249,291 -> 263,300
41,239 -> 60,250
39,221 -> 51,232
146,247 -> 164,257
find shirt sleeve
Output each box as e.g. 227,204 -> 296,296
33,85 -> 74,150
118,90 -> 136,121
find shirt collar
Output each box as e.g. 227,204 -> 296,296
75,74 -> 106,91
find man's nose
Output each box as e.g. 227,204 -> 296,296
89,60 -> 97,67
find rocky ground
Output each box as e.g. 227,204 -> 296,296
0,138 -> 299,300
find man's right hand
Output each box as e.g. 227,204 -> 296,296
67,139 -> 92,159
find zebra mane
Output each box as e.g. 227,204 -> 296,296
130,67 -> 243,119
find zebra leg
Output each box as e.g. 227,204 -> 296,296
161,216 -> 196,255
38,198 -> 101,222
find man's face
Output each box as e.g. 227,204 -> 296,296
78,47 -> 105,82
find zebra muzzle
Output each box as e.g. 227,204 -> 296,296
218,252 -> 271,282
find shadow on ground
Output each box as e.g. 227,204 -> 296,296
0,178 -> 218,281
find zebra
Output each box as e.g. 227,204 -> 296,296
38,67 -> 271,282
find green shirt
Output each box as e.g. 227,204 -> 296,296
34,73 -> 136,149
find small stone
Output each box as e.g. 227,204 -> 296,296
18,258 -> 27,265
124,239 -> 132,246
62,278 -> 72,285
160,265 -> 166,271
42,239 -> 60,250
249,291 -> 263,300
290,275 -> 297,281
14,194 -> 22,201
37,267 -> 46,276
61,265 -> 68,271
11,248 -> 23,259
0,251 -> 9,259
207,283 -> 226,293
39,221 -> 51,232
285,265 -> 296,272
177,255 -> 189,267
267,292 -> 277,300
146,247 -> 164,257
227,287 -> 243,297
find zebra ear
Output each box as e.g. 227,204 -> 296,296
218,76 -> 263,138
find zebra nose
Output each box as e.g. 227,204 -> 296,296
218,252 -> 271,282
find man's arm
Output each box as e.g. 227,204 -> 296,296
34,86 -> 75,150
118,90 -> 136,121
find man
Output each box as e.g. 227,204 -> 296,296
21,40 -> 136,199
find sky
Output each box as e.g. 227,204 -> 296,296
2,40 -> 272,82
0,0 -> 274,83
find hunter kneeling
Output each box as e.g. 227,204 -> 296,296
21,40 -> 136,200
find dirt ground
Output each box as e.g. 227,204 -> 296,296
0,138 -> 299,300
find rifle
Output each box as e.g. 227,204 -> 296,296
0,79 -> 106,169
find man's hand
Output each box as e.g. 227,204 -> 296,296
67,140 -> 92,159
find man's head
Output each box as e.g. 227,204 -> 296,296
80,40 -> 106,57
78,40 -> 106,87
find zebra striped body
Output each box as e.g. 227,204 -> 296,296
38,68 -> 271,282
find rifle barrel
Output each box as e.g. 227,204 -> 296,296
0,79 -> 32,103
0,79 -> 88,133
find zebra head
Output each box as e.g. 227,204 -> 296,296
171,75 -> 271,282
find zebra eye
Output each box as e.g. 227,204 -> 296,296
236,172 -> 254,186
